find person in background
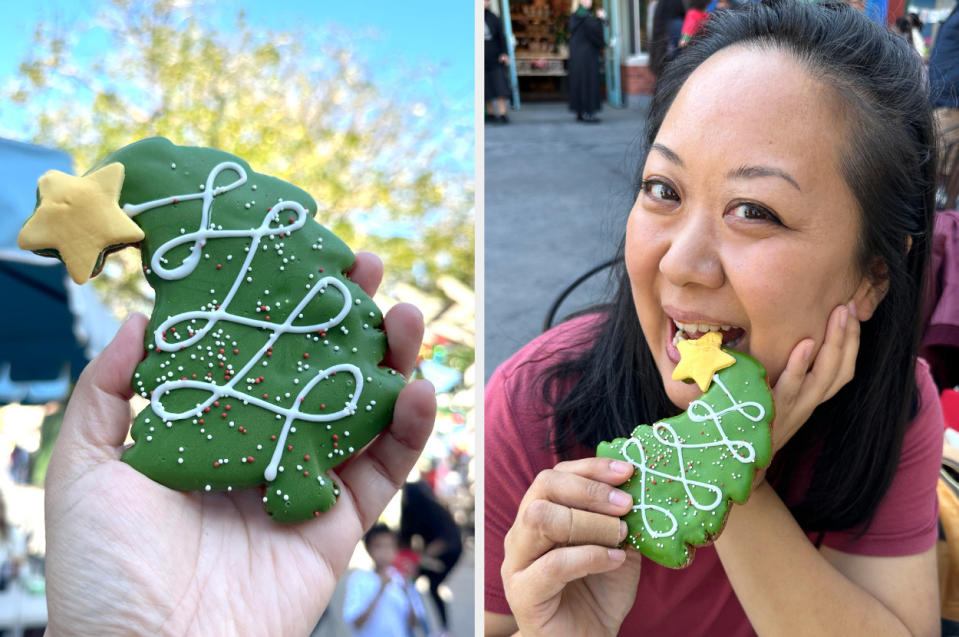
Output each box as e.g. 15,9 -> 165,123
649,0 -> 687,78
679,0 -> 711,48
930,2 -> 959,175
567,0 -> 606,123
0,491 -> 26,592
485,0 -> 512,124
343,523 -> 427,637
400,480 -> 463,637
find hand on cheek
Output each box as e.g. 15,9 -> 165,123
768,301 -> 860,454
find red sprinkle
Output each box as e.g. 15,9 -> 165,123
247,456 -> 255,463
304,454 -> 310,460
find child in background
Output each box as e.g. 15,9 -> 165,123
343,524 -> 428,637
680,0 -> 711,47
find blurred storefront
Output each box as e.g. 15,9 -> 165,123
490,0 -> 942,111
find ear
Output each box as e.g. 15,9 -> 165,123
850,258 -> 889,321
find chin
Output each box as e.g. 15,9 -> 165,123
663,376 -> 703,411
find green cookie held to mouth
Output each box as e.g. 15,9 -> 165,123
597,332 -> 775,568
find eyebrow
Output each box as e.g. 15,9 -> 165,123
649,143 -> 802,192
650,143 -> 684,167
727,165 -> 802,192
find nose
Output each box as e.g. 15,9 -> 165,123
658,213 -> 725,289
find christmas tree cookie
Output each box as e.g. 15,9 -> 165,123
18,137 -> 407,522
597,332 -> 774,568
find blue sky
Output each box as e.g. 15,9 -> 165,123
0,0 -> 474,172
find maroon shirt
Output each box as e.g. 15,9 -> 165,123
485,315 -> 943,636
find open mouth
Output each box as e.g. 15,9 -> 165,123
665,317 -> 747,366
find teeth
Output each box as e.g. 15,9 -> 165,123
672,319 -> 737,333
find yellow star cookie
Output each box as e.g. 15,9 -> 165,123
672,331 -> 736,392
17,163 -> 143,284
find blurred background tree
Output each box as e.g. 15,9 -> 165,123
3,0 -> 474,314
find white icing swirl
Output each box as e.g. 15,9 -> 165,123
620,374 -> 766,539
124,161 -> 362,483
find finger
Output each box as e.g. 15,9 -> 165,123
805,304 -> 849,394
381,303 -> 425,378
512,545 -> 627,602
569,509 -> 625,547
770,338 -> 814,450
346,251 -> 383,298
554,456 -> 637,486
52,313 -> 148,470
824,302 -> 860,400
328,379 -> 436,532
506,498 -> 626,569
523,465 -> 634,517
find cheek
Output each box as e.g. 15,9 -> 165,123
726,246 -> 853,383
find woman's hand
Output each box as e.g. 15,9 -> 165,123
43,252 -> 436,637
769,300 -> 861,454
502,458 -> 642,637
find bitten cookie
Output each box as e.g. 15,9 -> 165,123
597,332 -> 774,568
19,137 -> 406,522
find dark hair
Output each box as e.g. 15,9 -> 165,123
363,522 -> 395,549
541,0 -> 935,534
690,0 -> 711,12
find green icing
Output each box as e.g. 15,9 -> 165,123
597,349 -> 774,568
93,138 -> 405,523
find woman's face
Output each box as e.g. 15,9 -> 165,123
626,46 -> 883,409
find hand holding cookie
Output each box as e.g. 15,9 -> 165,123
43,253 -> 436,636
502,457 -> 643,637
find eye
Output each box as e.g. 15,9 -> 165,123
728,202 -> 783,225
641,178 -> 680,202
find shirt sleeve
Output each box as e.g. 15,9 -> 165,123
820,358 -> 944,556
342,570 -> 378,624
484,363 -> 551,616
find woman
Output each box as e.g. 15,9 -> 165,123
485,0 -> 511,124
485,1 -> 942,635
649,0 -> 686,77
567,0 -> 606,123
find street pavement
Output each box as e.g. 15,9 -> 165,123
484,101 -> 651,380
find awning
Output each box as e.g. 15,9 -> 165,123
0,138 -> 118,404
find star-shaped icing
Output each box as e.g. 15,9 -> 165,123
17,163 -> 143,284
671,331 -> 736,392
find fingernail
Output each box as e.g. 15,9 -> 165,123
608,548 -> 626,562
839,307 -> 848,329
609,489 -> 632,507
848,300 -> 858,320
610,460 -> 631,474
619,520 -> 628,542
803,341 -> 813,363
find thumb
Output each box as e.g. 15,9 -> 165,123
53,313 -> 148,470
